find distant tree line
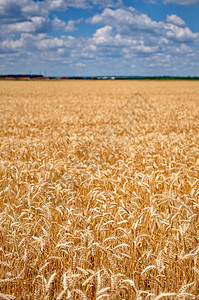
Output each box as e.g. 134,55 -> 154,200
0,74 -> 199,80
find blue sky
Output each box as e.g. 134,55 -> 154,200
0,0 -> 199,76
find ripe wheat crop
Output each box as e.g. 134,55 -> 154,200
0,80 -> 198,299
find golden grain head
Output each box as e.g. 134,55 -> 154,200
0,80 -> 198,299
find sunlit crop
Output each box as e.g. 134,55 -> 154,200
0,80 -> 198,299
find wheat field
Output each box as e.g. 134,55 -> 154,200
0,80 -> 198,299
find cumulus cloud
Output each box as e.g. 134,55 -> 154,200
2,39 -> 24,51
81,5 -> 199,74
0,32 -> 78,57
92,25 -> 114,45
36,35 -> 76,50
2,5 -> 197,61
47,0 -> 123,10
0,1 -> 24,22
145,0 -> 157,3
0,0 -> 123,17
76,62 -> 86,67
89,7 -> 160,33
1,16 -> 78,35
164,0 -> 199,4
89,7 -> 198,43
166,14 -> 186,26
0,0 -> 47,23
0,0 -> 123,26
8,17 -> 52,33
0,1 -> 198,76
174,43 -> 193,53
52,17 -> 82,32
166,24 -> 198,41
0,0 -> 122,37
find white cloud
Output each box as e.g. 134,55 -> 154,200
66,19 -> 83,32
0,0 -> 113,21
0,1 -> 198,76
0,0 -> 48,22
89,7 -> 198,44
145,0 -> 157,3
0,0 -> 122,28
93,25 -> 114,45
0,32 -> 77,55
166,14 -> 186,26
89,7 -> 160,33
174,43 -> 193,53
1,17 -> 52,35
164,0 -> 199,4
1,5 -> 198,60
2,39 -> 24,51
36,35 -> 76,50
52,17 -> 82,32
52,16 -> 69,31
84,6 -> 199,71
6,21 -> 36,33
47,0 -> 123,10
136,44 -> 159,53
76,62 -> 86,67
166,24 -> 198,41
64,20 -> 78,32
1,15 -> 80,35
38,37 -> 65,50
91,0 -> 123,7
0,0 -> 119,37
